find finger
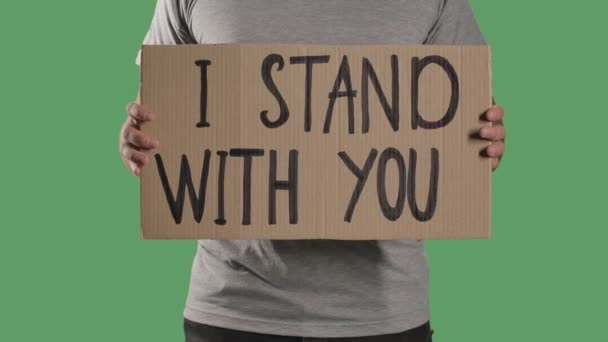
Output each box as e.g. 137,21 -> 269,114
485,105 -> 504,122
486,141 -> 505,158
122,125 -> 159,149
120,144 -> 149,166
479,125 -> 506,141
492,157 -> 500,171
126,102 -> 154,122
127,160 -> 141,176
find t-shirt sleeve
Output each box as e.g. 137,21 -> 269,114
425,0 -> 486,45
135,0 -> 196,65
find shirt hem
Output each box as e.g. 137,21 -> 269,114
183,305 -> 430,338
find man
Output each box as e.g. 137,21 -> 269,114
119,1 -> 507,341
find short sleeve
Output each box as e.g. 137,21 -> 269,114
424,0 -> 486,45
135,0 -> 196,65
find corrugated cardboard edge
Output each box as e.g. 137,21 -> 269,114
139,44 -> 147,240
487,46 -> 494,240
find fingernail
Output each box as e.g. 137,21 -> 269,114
487,147 -> 495,156
151,139 -> 160,148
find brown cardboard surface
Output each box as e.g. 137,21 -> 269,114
140,44 -> 492,240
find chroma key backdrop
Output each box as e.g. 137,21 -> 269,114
0,1 -> 606,341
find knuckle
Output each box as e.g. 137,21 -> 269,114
129,129 -> 143,146
489,127 -> 500,140
122,127 -> 131,141
126,102 -> 139,115
497,126 -> 506,139
120,145 -> 132,159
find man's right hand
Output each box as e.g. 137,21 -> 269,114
119,102 -> 159,176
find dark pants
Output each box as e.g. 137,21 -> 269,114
184,318 -> 433,342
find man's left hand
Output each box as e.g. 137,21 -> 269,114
480,105 -> 506,171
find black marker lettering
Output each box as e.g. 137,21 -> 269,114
407,148 -> 439,222
324,55 -> 357,134
260,54 -> 289,128
338,149 -> 378,222
411,55 -> 460,129
194,60 -> 211,128
230,149 -> 265,225
376,148 -> 406,221
362,55 -> 399,133
290,55 -> 331,132
155,151 -> 211,224
214,151 -> 228,225
268,150 -> 299,225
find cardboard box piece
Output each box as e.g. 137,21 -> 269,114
140,43 -> 492,240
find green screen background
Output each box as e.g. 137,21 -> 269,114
0,1 -> 606,341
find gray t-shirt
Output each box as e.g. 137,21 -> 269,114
138,0 -> 485,338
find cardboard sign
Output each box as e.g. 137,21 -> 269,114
140,44 -> 492,240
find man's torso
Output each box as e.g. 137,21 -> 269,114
141,0 -> 483,338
